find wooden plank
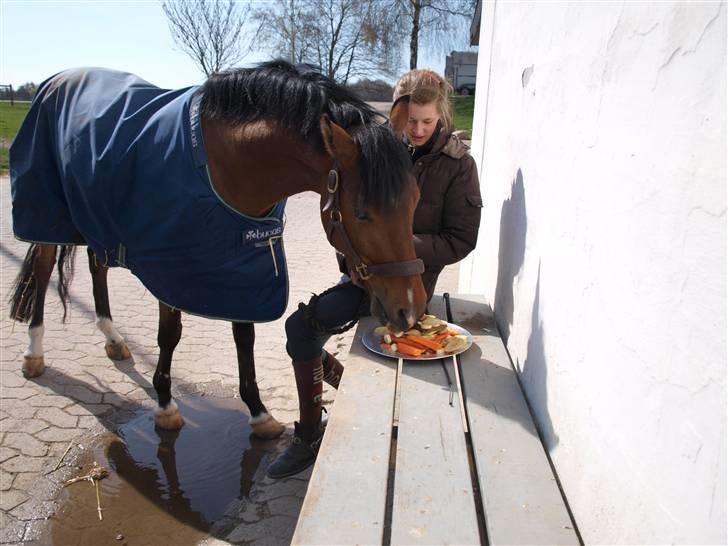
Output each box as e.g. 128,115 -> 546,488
391,354 -> 480,545
292,316 -> 397,546
449,294 -> 579,546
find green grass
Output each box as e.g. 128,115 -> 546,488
0,101 -> 30,175
451,95 -> 474,138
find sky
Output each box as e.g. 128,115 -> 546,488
0,0 -> 475,91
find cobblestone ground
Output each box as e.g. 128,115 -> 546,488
0,173 -> 459,545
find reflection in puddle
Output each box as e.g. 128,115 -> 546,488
43,396 -> 276,546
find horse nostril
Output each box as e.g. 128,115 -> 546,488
397,308 -> 414,330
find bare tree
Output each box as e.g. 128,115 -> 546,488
253,0 -> 401,84
252,0 -> 318,64
161,0 -> 253,76
389,0 -> 477,70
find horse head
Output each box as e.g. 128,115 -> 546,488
318,100 -> 427,332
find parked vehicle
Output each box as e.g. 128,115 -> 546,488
444,51 -> 478,95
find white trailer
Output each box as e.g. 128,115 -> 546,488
444,51 -> 478,95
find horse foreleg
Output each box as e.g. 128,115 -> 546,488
153,303 -> 184,429
87,249 -> 131,361
232,322 -> 284,439
19,244 -> 57,378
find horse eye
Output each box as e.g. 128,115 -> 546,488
355,211 -> 372,222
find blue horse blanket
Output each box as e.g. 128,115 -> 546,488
10,68 -> 289,322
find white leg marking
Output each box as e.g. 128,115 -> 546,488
249,411 -> 272,425
97,317 -> 124,344
407,288 -> 414,306
25,325 -> 44,358
155,399 -> 179,417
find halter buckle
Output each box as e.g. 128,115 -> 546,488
330,210 -> 343,223
327,170 -> 339,194
355,263 -> 372,281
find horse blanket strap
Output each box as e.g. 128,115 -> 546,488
10,68 -> 289,322
323,165 -> 425,280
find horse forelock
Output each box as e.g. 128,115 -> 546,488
352,124 -> 412,213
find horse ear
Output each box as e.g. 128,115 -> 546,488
320,115 -> 358,164
389,95 -> 409,138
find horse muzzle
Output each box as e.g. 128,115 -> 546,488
370,280 -> 427,332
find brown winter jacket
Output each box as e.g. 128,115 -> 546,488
412,131 -> 482,300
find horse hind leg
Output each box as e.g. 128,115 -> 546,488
233,322 -> 284,439
87,249 -> 131,360
153,303 -> 184,429
9,244 -> 59,378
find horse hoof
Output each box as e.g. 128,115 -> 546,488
22,356 -> 45,378
154,401 -> 185,430
105,341 -> 131,361
251,415 -> 285,439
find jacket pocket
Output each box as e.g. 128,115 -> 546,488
467,194 -> 483,208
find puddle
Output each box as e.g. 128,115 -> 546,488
38,396 -> 278,546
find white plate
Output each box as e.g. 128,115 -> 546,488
361,322 -> 473,361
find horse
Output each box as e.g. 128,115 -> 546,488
8,61 -> 428,439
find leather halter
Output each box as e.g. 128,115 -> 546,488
321,163 -> 425,281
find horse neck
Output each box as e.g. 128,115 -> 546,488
203,118 -> 329,218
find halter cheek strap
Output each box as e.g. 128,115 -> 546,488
322,163 -> 425,280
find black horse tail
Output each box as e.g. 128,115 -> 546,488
56,245 -> 77,322
8,244 -> 77,323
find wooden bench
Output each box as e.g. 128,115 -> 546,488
292,294 -> 580,545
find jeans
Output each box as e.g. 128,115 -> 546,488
285,281 -> 370,361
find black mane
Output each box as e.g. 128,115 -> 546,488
200,60 -> 411,210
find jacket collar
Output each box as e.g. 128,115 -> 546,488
420,130 -> 469,161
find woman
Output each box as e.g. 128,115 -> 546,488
267,69 -> 482,479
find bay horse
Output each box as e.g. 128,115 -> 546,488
8,61 -> 427,438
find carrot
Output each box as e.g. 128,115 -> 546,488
402,334 -> 443,352
446,329 -> 460,336
396,343 -> 425,357
432,333 -> 450,342
392,336 -> 426,349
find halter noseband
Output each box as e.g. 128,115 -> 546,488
321,163 -> 424,281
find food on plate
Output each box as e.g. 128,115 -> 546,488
377,314 -> 468,358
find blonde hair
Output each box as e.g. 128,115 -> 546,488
392,69 -> 454,132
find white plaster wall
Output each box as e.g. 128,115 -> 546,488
460,2 -> 726,544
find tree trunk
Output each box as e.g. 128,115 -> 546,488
409,0 -> 421,69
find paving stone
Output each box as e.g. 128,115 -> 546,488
76,416 -> 99,430
12,474 -> 58,502
0,511 -> 26,544
34,428 -> 84,443
9,497 -> 57,521
0,418 -> 48,435
0,374 -> 26,388
0,470 -> 13,491
1,455 -> 48,474
105,381 -> 137,395
3,433 -> 48,457
235,498 -> 266,524
2,402 -> 35,420
0,490 -> 29,512
226,514 -> 296,544
0,447 -> 18,464
63,385 -> 104,404
35,407 -> 78,428
268,495 -> 306,519
250,476 -> 309,503
28,394 -> 74,408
